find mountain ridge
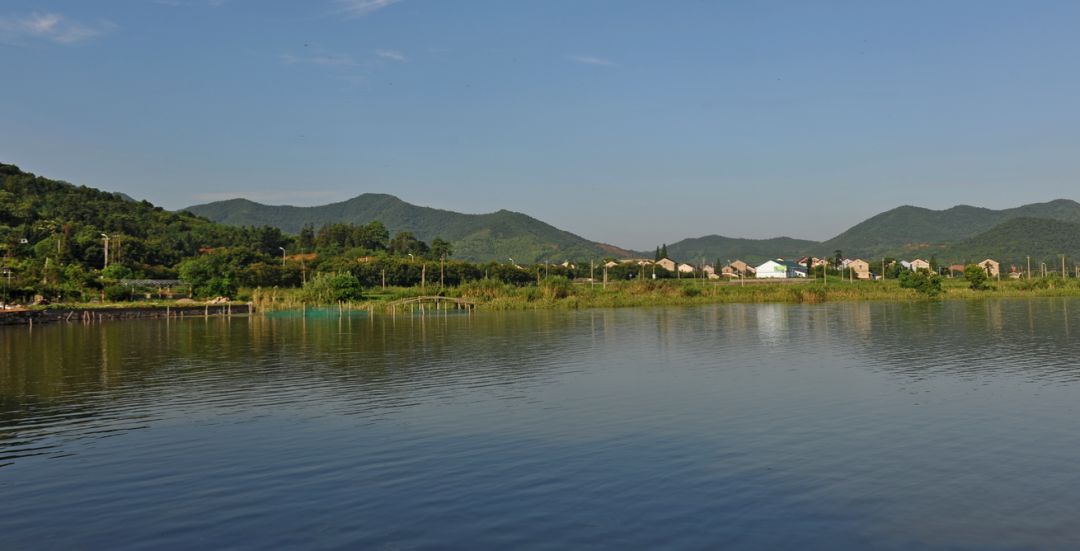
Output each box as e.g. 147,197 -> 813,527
185,193 -> 624,264
186,192 -> 1080,266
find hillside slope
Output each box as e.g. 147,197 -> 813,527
185,194 -> 623,263
938,217 -> 1080,267
821,199 -> 1080,258
663,235 -> 822,265
0,163 -> 287,272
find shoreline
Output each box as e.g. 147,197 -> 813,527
0,303 -> 252,326
5,279 -> 1079,324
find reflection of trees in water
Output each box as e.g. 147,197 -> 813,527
825,299 -> 1080,382
0,311 -> 608,460
4,300 -> 1079,464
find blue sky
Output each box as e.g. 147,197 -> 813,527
2,0 -> 1079,249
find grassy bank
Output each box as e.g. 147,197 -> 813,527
15,277 -> 1080,314
250,277 -> 1080,312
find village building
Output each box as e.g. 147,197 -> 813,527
677,263 -> 696,273
702,265 -> 719,279
655,258 -> 677,272
797,256 -> 829,268
728,260 -> 756,276
848,259 -> 872,279
910,259 -> 931,271
755,259 -> 807,279
979,259 -> 1000,278
948,264 -> 965,277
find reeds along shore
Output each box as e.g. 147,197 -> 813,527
246,277 -> 1080,312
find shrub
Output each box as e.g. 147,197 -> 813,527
540,276 -> 571,300
900,270 -> 943,297
964,264 -> 990,290
681,285 -> 703,298
103,285 -> 131,302
300,272 -> 364,304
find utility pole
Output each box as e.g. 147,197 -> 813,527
440,255 -> 445,288
590,259 -> 595,287
1062,255 -> 1067,280
101,233 -> 110,269
1027,256 -> 1031,280
278,246 -> 286,266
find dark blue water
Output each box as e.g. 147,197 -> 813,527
3,300 -> 1080,549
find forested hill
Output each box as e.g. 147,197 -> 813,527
820,199 -> 1080,258
662,235 -> 822,266
0,163 -> 289,275
185,194 -> 628,263
937,217 -> 1080,267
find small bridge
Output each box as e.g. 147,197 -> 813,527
385,296 -> 477,312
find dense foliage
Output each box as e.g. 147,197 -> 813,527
0,163 -> 291,301
899,269 -> 943,297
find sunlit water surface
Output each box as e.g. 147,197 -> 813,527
3,300 -> 1080,550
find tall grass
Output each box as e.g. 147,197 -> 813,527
212,276 -> 1080,313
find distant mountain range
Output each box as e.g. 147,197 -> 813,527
184,195 -> 633,264
662,236 -> 821,266
818,199 -> 1080,259
186,195 -> 1080,266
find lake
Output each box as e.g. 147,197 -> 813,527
2,300 -> 1080,550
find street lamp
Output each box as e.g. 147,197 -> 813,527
101,233 -> 110,269
1,267 -> 10,306
278,246 -> 286,266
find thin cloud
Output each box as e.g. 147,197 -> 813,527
332,0 -> 402,18
567,54 -> 617,67
280,51 -> 356,67
376,48 -> 406,62
153,0 -> 230,7
0,12 -> 116,45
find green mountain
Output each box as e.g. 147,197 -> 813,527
821,199 -> 1080,258
663,235 -> 822,266
0,163 -> 289,276
937,217 -> 1080,268
185,194 -> 630,263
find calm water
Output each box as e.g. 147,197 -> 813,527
2,301 -> 1080,550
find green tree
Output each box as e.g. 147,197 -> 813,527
300,272 -> 364,303
430,237 -> 453,260
660,243 -> 668,259
899,270 -> 943,297
298,224 -> 316,251
964,263 -> 990,290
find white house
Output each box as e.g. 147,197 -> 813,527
677,263 -> 696,273
910,259 -> 931,271
756,259 -> 807,279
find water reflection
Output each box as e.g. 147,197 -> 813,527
3,300 -> 1080,549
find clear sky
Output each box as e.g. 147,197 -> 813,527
2,1 -> 1079,249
